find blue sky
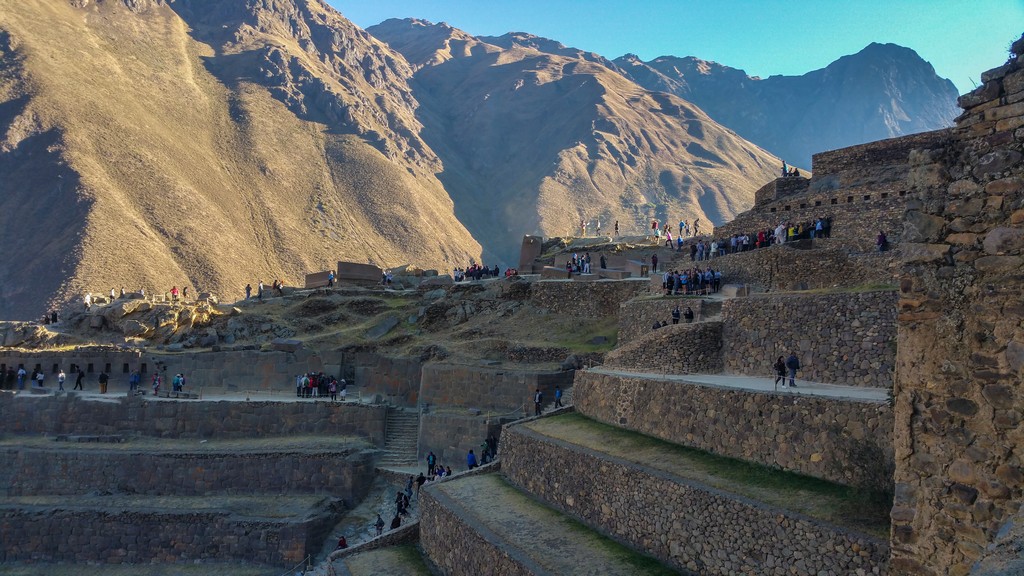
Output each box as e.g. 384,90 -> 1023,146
330,0 -> 1024,95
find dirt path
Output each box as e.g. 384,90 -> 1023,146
436,474 -> 675,575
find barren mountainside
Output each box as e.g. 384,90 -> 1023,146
613,43 -> 960,167
0,0 -> 481,320
369,18 -> 781,264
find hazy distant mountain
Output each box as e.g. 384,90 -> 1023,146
0,0 -> 481,319
369,18 -> 780,264
614,43 -> 960,167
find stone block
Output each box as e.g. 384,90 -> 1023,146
597,269 -> 631,279
572,273 -> 599,282
539,266 -> 570,280
271,339 -> 302,353
336,261 -> 382,283
304,271 -> 332,289
720,284 -> 749,298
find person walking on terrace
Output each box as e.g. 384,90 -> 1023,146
534,388 -> 543,416
554,385 -> 564,408
773,356 -> 787,389
785,352 -> 801,388
57,370 -> 66,391
74,369 -> 84,391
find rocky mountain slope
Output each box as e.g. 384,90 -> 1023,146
368,18 -> 781,264
0,0 -> 481,320
613,43 -> 960,167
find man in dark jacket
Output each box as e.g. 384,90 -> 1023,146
785,352 -> 800,388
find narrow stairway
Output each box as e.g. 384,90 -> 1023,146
379,408 -> 420,467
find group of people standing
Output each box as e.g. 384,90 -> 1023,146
661,267 -> 723,295
294,372 -> 346,400
454,264 -> 500,282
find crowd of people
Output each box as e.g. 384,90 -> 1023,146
660,267 -> 723,295
708,217 -> 834,259
453,264 -> 502,281
295,372 -> 346,400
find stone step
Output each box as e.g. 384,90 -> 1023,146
420,472 -> 676,576
500,413 -> 889,575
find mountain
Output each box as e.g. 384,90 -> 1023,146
368,18 -> 780,264
613,43 -> 960,167
0,0 -> 481,320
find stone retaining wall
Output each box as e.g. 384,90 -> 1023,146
706,242 -> 896,292
419,363 -> 573,413
617,297 -> 706,344
603,322 -> 723,375
0,448 -> 376,503
500,425 -> 887,575
528,279 -> 649,318
0,394 -> 387,442
721,290 -> 898,388
574,370 -> 894,490
419,412 -> 510,467
419,484 -> 536,576
0,506 -> 336,567
891,38 -> 1024,575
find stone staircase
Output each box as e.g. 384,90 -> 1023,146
379,408 -> 420,467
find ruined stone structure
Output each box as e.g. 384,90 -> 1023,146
890,37 -> 1024,575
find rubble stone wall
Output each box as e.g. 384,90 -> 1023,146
0,448 -> 376,504
705,242 -> 896,292
891,38 -> 1024,575
603,321 -> 723,375
573,370 -> 894,490
721,290 -> 898,388
500,424 -> 888,575
0,394 -> 387,443
0,507 -> 335,567
617,297 -> 706,344
528,278 -> 649,318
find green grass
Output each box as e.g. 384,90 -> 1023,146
775,283 -> 897,295
545,315 -> 618,353
529,412 -> 892,538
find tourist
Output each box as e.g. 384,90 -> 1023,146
35,371 -> 45,388
781,159 -> 788,177
84,293 -> 92,310
773,356 -> 787,388
614,220 -> 619,237
245,284 -> 252,299
339,382 -> 347,402
416,472 -> 426,496
694,217 -> 701,236
785,352 -> 801,388
74,369 -> 85,391
390,514 -> 401,531
98,371 -> 108,394
128,370 -> 139,392
16,366 -> 25,390
651,253 -> 658,274
684,307 -> 694,323
672,306 -> 681,325
119,286 -> 125,299
427,451 -> 437,475
445,466 -> 453,476
328,379 -> 337,401
109,288 -> 116,301
170,286 -> 179,301
257,281 -> 264,300
151,373 -> 160,395
295,374 -> 303,397
599,254 -> 606,269
877,230 -> 889,252
554,385 -> 563,408
467,449 -> 478,470
395,491 -> 407,516
375,514 -> 385,536
335,536 -> 347,550
327,271 -> 335,288
405,476 -> 414,501
534,388 -> 543,416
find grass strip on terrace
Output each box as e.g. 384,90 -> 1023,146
0,435 -> 372,453
523,412 -> 891,538
343,543 -> 432,576
436,473 -> 677,575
